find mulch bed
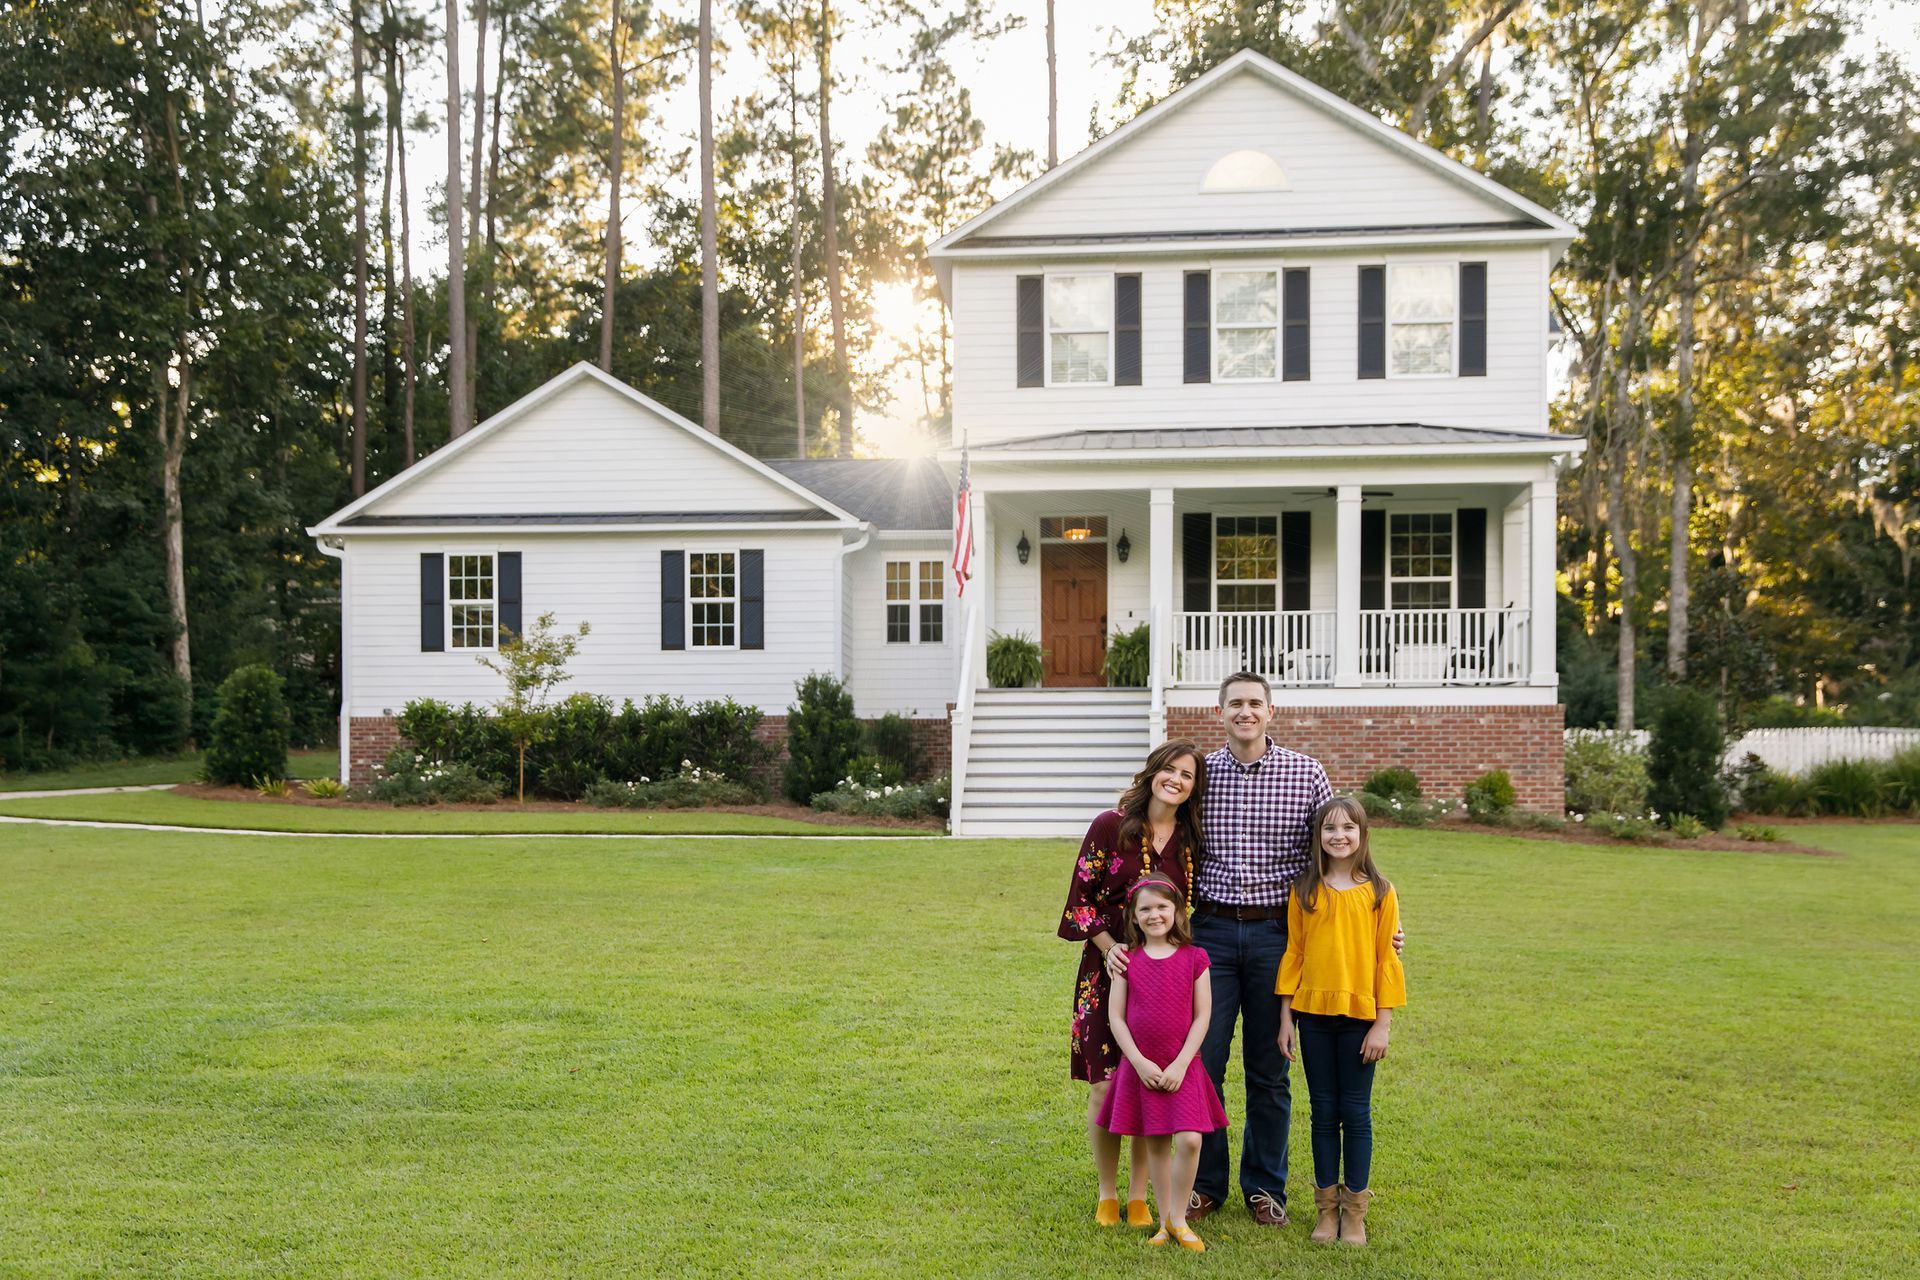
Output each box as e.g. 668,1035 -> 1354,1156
170,784 -> 944,831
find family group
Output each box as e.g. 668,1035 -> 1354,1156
1059,671 -> 1407,1253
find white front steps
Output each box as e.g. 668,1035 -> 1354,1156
955,688 -> 1152,837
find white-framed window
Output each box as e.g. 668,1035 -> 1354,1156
1046,274 -> 1112,385
1388,512 -> 1454,609
447,552 -> 496,650
688,550 -> 738,648
1388,263 -> 1455,377
1214,269 -> 1279,380
1214,515 -> 1279,612
885,559 -> 945,643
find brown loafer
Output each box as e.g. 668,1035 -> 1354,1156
1187,1191 -> 1219,1221
1249,1189 -> 1289,1227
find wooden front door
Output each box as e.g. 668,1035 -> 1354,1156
1041,542 -> 1109,687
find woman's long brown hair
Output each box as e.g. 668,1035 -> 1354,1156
1116,739 -> 1207,871
1295,796 -> 1391,911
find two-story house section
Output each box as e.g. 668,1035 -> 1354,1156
931,50 -> 1585,835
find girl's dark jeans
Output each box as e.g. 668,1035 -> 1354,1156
1294,1011 -> 1377,1191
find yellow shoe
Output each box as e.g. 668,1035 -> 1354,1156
1168,1224 -> 1206,1253
1147,1225 -> 1171,1247
1095,1198 -> 1121,1227
1127,1199 -> 1153,1228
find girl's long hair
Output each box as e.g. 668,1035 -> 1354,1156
1115,739 -> 1207,869
1295,795 -> 1391,912
1122,876 -> 1195,949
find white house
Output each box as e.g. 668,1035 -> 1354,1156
312,49 -> 1583,834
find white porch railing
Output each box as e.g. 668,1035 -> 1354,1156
1174,610 -> 1337,688
1358,607 -> 1530,686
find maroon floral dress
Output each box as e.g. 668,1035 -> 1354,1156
1058,808 -> 1195,1082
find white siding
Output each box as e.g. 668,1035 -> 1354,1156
843,539 -> 958,718
986,72 -> 1513,239
952,246 -> 1547,445
344,531 -> 843,718
363,378 -> 807,517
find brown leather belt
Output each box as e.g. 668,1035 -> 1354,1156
1192,900 -> 1287,922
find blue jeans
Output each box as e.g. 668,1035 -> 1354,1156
1191,913 -> 1291,1208
1294,1012 -> 1377,1191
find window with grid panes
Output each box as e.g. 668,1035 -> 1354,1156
1047,276 -> 1111,384
1214,270 -> 1278,380
448,554 -> 496,649
689,551 -> 738,647
917,561 -> 944,642
1214,515 -> 1279,611
1388,264 -> 1454,376
885,561 -> 913,642
1388,512 -> 1453,608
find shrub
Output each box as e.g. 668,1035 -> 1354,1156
1103,623 -> 1150,688
301,777 -> 347,799
1744,695 -> 1845,728
397,699 -> 515,781
607,695 -> 694,784
368,748 -> 503,805
1669,813 -> 1708,840
1736,766 -> 1813,816
1463,769 -> 1517,819
1565,733 -> 1650,817
1482,809 -> 1567,833
582,766 -> 757,809
1364,794 -> 1455,827
253,775 -> 290,797
785,673 -> 862,804
532,691 -> 616,800
475,610 -> 591,803
1363,768 -> 1421,802
1736,823 -> 1781,842
986,631 -> 1046,688
1880,747 -> 1920,814
1646,688 -> 1729,830
844,753 -> 905,786
686,698 -> 769,784
1806,758 -> 1885,817
204,665 -> 291,786
811,771 -> 951,821
862,712 -> 921,781
1586,811 -> 1661,840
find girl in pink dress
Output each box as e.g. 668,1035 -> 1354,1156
1095,874 -> 1230,1252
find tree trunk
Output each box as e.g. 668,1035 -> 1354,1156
396,39 -> 417,466
1668,270 -> 1697,680
351,0 -> 370,496
699,0 -> 719,432
1045,0 -> 1057,169
465,0 -> 488,419
1606,287 -> 1647,731
601,0 -> 624,372
379,15 -> 398,470
486,8 -> 510,294
159,362 -> 193,701
819,0 -> 852,456
789,29 -> 806,456
445,0 -> 470,436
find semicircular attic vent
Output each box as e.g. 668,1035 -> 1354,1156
1200,149 -> 1290,193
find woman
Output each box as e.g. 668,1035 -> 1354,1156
1057,739 -> 1208,1228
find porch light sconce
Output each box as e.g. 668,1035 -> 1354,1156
1016,532 -> 1032,565
1116,530 -> 1131,563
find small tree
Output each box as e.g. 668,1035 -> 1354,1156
204,664 -> 290,786
476,612 -> 590,803
1646,687 -> 1729,830
785,673 -> 861,803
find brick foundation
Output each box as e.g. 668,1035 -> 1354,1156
1163,704 -> 1566,813
346,711 -> 954,787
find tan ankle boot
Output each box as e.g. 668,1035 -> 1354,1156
1309,1185 -> 1340,1243
1337,1186 -> 1371,1246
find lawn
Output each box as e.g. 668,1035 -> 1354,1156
0,789 -> 914,837
2,824 -> 1915,1278
0,749 -> 339,792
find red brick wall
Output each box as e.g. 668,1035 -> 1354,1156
1163,704 -> 1565,813
346,716 -> 405,784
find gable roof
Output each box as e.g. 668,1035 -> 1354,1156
309,364 -> 864,537
929,49 -> 1575,285
766,459 -> 952,531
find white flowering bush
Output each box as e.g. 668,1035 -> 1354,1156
810,768 -> 950,820
581,760 -> 756,809
1356,789 -> 1456,827
366,748 -> 503,805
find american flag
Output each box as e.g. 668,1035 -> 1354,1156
952,450 -> 973,596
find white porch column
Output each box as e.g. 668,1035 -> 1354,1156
1334,484 -> 1363,687
970,487 -> 992,692
1148,488 -> 1174,742
1528,477 -> 1558,687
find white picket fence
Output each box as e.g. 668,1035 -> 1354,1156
1567,726 -> 1920,777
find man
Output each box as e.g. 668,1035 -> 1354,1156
1108,671 -> 1398,1227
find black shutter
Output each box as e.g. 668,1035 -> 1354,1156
420,553 -> 445,652
661,550 -> 685,651
1360,509 -> 1386,610
1358,266 -> 1386,380
1016,276 -> 1044,387
1114,274 -> 1142,386
1459,262 -> 1487,377
740,549 -> 764,650
1282,268 -> 1310,382
497,552 -> 522,641
1281,511 -> 1311,611
1182,513 -> 1213,612
1183,272 -> 1211,383
1457,509 -> 1487,609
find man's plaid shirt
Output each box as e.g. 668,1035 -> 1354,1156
1196,738 -> 1333,908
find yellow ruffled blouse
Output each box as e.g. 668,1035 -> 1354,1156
1275,880 -> 1407,1020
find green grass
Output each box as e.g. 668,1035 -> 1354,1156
0,749 -> 338,792
2,825 -> 1916,1278
0,788 -> 909,836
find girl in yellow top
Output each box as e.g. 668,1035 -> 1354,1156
1276,796 -> 1405,1247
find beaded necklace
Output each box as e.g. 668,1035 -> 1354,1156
1139,820 -> 1195,910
